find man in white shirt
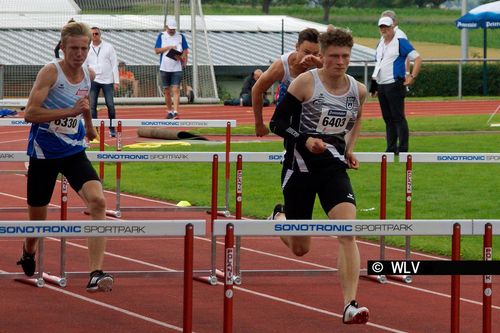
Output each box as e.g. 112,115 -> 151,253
371,17 -> 422,154
86,27 -> 119,137
155,17 -> 189,119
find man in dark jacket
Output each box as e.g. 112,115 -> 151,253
224,69 -> 270,106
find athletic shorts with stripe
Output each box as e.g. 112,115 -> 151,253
281,165 -> 356,219
27,150 -> 100,207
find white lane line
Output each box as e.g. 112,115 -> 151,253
36,240 -> 406,332
385,280 -> 500,310
0,268 -> 190,333
2,187 -> 499,314
226,283 -> 407,332
43,285 -> 190,332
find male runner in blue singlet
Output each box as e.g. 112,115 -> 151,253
18,22 -> 113,292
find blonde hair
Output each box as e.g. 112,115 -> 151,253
60,22 -> 91,45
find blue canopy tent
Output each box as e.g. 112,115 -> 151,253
456,1 -> 500,95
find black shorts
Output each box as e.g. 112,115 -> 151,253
281,165 -> 356,220
27,150 -> 100,207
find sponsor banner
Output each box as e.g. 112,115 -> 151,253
213,220 -> 473,236
400,153 -> 500,163
368,260 -> 500,275
83,119 -> 236,128
0,151 -> 395,164
0,119 -> 30,126
225,247 -> 234,285
472,220 -> 500,235
0,151 -> 29,162
0,220 -> 205,237
88,151 -> 207,162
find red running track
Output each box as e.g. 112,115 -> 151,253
0,100 -> 499,332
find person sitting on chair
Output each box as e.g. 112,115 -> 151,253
118,61 -> 139,97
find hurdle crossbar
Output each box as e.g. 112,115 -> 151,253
0,219 -> 204,333
0,118 -> 236,218
0,118 -> 237,128
216,219 -> 476,333
228,153 -> 394,282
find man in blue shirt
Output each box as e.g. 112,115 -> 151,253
371,16 -> 422,154
155,17 -> 189,119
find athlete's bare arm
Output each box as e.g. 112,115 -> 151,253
251,59 -> 285,137
84,68 -> 97,140
345,82 -> 367,169
25,64 -> 89,124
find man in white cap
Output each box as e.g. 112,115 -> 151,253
371,16 -> 422,154
155,17 -> 189,119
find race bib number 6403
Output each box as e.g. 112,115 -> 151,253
316,108 -> 348,134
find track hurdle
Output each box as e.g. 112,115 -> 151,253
226,152 -> 394,283
214,219 -> 473,333
472,220 -> 499,333
0,118 -> 236,217
0,219 -> 204,333
88,118 -> 236,217
390,152 -> 500,285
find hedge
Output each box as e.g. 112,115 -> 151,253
408,63 -> 500,97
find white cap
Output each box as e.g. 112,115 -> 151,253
378,17 -> 393,27
166,17 -> 177,29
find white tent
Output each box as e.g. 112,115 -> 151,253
0,0 -> 80,14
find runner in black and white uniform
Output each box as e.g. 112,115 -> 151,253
276,70 -> 360,219
270,28 -> 370,325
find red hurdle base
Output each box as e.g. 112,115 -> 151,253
362,275 -> 387,284
193,270 -> 222,286
386,275 -> 412,283
15,277 -> 44,288
42,272 -> 67,287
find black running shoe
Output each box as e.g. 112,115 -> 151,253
16,249 -> 36,277
86,270 -> 114,292
267,204 -> 285,220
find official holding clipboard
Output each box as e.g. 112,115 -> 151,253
154,17 -> 189,119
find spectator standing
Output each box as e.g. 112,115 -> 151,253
380,10 -> 411,74
155,17 -> 189,119
86,27 -> 119,138
381,10 -> 407,39
371,16 -> 422,154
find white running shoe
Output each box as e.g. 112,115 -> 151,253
342,300 -> 369,324
267,204 -> 285,220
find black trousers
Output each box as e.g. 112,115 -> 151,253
377,80 -> 409,153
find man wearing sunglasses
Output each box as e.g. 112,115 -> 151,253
86,27 -> 120,138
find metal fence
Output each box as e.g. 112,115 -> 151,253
353,57 -> 500,99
